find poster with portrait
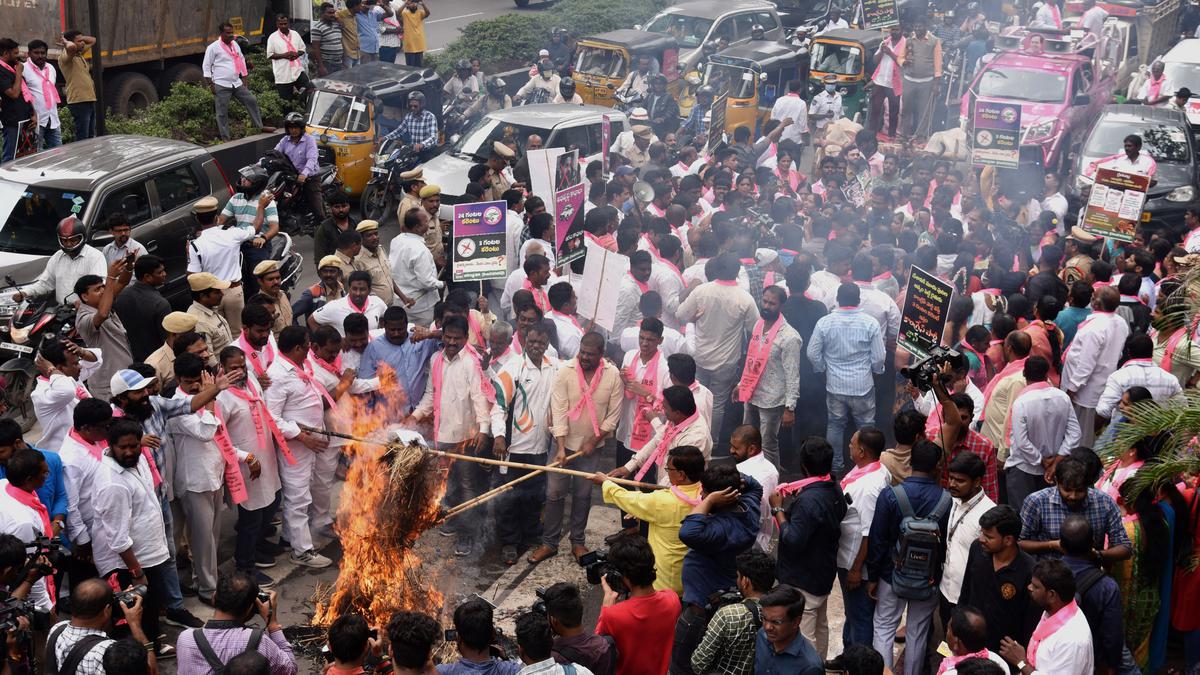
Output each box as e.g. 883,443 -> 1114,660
552,148 -> 586,267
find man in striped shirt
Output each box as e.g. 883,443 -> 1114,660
807,283 -> 885,474
310,4 -> 345,75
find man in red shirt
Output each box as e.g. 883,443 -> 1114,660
595,535 -> 681,675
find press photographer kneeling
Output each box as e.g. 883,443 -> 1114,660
0,532 -> 54,675
45,578 -> 156,675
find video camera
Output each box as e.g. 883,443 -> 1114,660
23,536 -> 63,580
899,345 -> 961,392
577,550 -> 624,591
0,596 -> 32,632
531,587 -> 547,615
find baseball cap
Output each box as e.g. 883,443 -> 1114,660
111,369 -> 153,397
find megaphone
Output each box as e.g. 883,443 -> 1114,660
632,181 -> 654,204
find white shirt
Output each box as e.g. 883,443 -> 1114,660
809,270 -> 843,311
548,311 -> 584,359
101,239 -> 148,265
855,282 -> 901,344
809,91 -> 843,132
1029,604 -> 1094,675
944,652 -> 1011,675
619,324 -> 690,360
1138,74 -> 1173,101
873,39 -> 903,88
837,464 -> 891,570
489,353 -> 559,455
1041,192 -> 1069,222
690,381 -> 713,429
1095,359 -> 1182,419
22,61 -> 60,129
613,274 -> 647,339
0,482 -> 53,610
412,349 -> 491,444
616,349 -> 672,447
1080,5 -> 1108,34
506,210 -> 525,274
32,357 -> 102,451
306,353 -> 360,450
188,226 -> 255,281
312,294 -> 388,335
59,430 -> 105,546
265,356 -> 326,439
736,453 -> 778,551
819,17 -> 849,33
649,262 -> 686,331
770,93 -> 809,142
91,454 -> 170,575
25,246 -> 106,304
1006,385 -> 1080,474
914,380 -> 985,428
265,29 -> 307,84
1032,2 -> 1062,27
1061,312 -> 1130,408
552,92 -> 584,105
625,415 -> 713,486
389,232 -> 444,316
520,237 -> 556,269
1095,150 -> 1157,178
217,380 -> 283,511
167,390 -> 227,494
202,38 -> 249,88
518,658 -> 595,675
939,490 -> 995,603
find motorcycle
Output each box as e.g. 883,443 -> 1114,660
258,151 -> 344,238
360,139 -> 420,222
0,281 -> 78,432
614,91 -> 645,113
442,92 -> 477,141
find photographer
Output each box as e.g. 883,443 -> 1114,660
540,583 -> 615,675
691,550 -> 775,675
384,611 -> 439,675
45,578 -> 155,675
514,612 -> 592,675
0,448 -> 58,614
595,536 -> 679,675
102,639 -> 150,675
327,614 -> 381,675
439,598 -> 519,675
0,534 -> 40,675
174,571 -> 296,675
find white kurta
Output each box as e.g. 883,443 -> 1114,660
1061,312 -> 1130,408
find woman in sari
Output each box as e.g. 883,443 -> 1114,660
1114,478 -> 1173,672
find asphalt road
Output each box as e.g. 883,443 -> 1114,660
403,0 -> 547,55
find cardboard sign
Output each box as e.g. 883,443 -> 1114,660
552,148 -> 586,267
1081,167 -> 1150,243
577,242 -> 628,332
971,101 -> 1021,169
708,93 -> 728,152
898,265 -> 955,359
451,200 -> 508,282
861,0 -> 899,29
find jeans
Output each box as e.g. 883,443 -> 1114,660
359,51 -> 378,63
213,84 -> 264,140
405,52 -> 423,67
110,563 -> 167,648
872,579 -> 938,674
874,365 -> 897,445
697,360 -> 742,457
745,404 -> 785,467
826,391 -> 876,475
241,243 -> 271,295
441,442 -> 489,543
668,604 -> 708,675
235,492 -> 281,571
496,451 -> 547,547
1,126 -> 17,162
542,449 -> 600,548
68,102 -> 95,140
1005,466 -> 1049,514
838,569 -> 875,648
869,85 -> 900,137
40,124 -> 61,149
379,46 -> 399,63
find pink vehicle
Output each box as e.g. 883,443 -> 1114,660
960,32 -> 1116,171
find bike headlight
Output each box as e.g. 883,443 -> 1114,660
1167,186 -> 1195,203
1024,119 -> 1055,141
0,284 -> 33,315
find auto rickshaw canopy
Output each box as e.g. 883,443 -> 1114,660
809,29 -> 884,79
309,61 -> 445,132
575,29 -> 681,80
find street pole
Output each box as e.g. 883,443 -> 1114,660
87,0 -> 105,135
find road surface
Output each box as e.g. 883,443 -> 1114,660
395,0 -> 546,56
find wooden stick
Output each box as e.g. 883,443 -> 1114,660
440,451 -> 584,521
300,425 -> 665,490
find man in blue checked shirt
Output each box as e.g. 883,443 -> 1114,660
806,283 -> 885,475
384,91 -> 439,160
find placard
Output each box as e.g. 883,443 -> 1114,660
576,243 -> 628,332
708,94 -> 728,152
898,265 -> 955,359
451,200 -> 508,282
861,0 -> 899,29
553,148 -> 586,267
971,101 -> 1020,169
601,114 -> 611,176
1081,167 -> 1150,243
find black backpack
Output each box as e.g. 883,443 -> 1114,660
890,485 -> 952,601
46,624 -> 109,675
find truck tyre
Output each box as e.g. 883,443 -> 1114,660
159,63 -> 205,97
106,72 -> 160,117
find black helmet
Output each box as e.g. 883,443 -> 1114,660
697,85 -> 715,98
486,77 -> 506,96
455,58 -> 471,71
408,91 -> 426,106
702,39 -> 719,54
560,77 -> 576,96
650,73 -> 668,87
238,164 -> 269,195
552,26 -> 568,37
284,111 -> 304,128
537,61 -> 554,75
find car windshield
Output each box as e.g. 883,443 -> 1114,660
978,67 -> 1068,103
810,42 -> 863,75
1084,119 -> 1190,162
0,182 -> 90,256
575,46 -> 627,78
644,14 -> 713,49
703,63 -> 757,99
308,91 -> 371,132
1163,62 -> 1200,94
451,117 -> 554,160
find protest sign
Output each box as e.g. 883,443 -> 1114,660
553,148 -> 586,267
898,266 -> 955,359
861,0 -> 899,28
1080,167 -> 1150,243
601,115 -> 611,175
708,94 -> 728,151
451,201 -> 508,282
971,101 -> 1020,169
577,242 -> 628,332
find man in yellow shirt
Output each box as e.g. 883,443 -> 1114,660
590,445 -> 704,595
400,0 -> 431,66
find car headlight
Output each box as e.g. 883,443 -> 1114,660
1167,186 -> 1195,202
1024,120 -> 1055,141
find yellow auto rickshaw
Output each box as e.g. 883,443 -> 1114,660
703,41 -> 804,135
307,62 -> 444,198
573,29 -> 682,108
808,29 -> 884,122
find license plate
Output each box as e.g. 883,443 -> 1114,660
371,167 -> 388,175
0,342 -> 31,354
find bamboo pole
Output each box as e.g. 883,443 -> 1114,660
439,451 -> 585,521
300,425 -> 665,491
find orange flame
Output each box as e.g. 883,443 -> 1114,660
312,363 -> 447,626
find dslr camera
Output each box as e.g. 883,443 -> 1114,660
900,345 -> 960,392
24,536 -> 63,579
115,585 -> 147,609
531,587 -> 547,615
577,550 -> 624,591
0,597 -> 32,632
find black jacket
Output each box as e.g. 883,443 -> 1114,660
776,480 -> 848,596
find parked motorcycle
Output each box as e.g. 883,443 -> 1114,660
0,280 -> 78,432
258,151 -> 344,238
360,139 -> 421,222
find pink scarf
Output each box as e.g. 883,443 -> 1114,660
736,316 -> 784,404
0,60 -> 31,103
31,62 -> 60,109
568,360 -> 604,438
935,649 -> 991,675
209,403 -> 249,505
281,355 -> 337,409
872,37 -> 905,95
1098,459 -> 1144,503
1029,600 -> 1081,667
238,333 -> 275,377
777,474 -> 832,497
277,30 -> 303,72
39,375 -> 90,402
634,411 -> 699,481
626,351 -> 662,451
226,385 -> 296,465
841,462 -> 881,489
68,428 -> 105,461
219,38 -> 248,77
5,484 -> 54,598
627,272 -> 649,293
522,279 -> 550,312
670,484 -> 701,506
979,357 -> 1027,421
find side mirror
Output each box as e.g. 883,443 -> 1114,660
1073,93 -> 1091,106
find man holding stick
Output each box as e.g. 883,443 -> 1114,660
489,320 -> 560,566
530,332 -> 623,564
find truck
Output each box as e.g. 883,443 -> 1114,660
1066,0 -> 1182,96
9,0 -> 312,117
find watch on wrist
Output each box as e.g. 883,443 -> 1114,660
771,506 -> 786,515
1016,661 -> 1027,671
